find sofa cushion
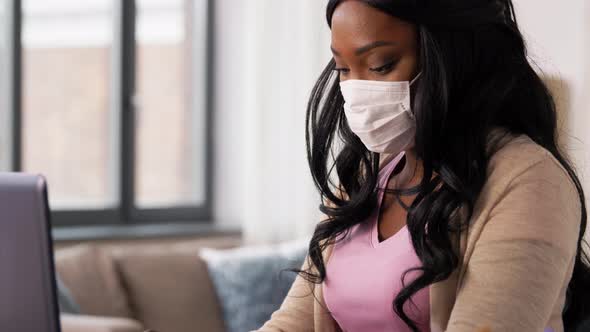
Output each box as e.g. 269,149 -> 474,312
54,245 -> 132,318
114,239 -> 241,332
199,237 -> 308,332
60,313 -> 144,332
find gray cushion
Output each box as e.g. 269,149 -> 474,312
199,238 -> 308,332
56,275 -> 80,314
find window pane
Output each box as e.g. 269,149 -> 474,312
0,0 -> 11,171
135,0 -> 206,208
22,0 -> 117,210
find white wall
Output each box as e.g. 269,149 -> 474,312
212,0 -> 248,229
514,0 -> 590,193
514,0 -> 590,238
212,0 -> 332,243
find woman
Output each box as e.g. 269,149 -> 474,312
257,0 -> 590,331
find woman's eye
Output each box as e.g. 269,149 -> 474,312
370,61 -> 397,74
334,68 -> 350,75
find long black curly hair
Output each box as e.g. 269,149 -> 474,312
295,0 -> 590,331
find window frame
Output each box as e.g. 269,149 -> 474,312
7,0 -> 215,227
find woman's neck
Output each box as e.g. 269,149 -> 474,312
394,148 -> 423,190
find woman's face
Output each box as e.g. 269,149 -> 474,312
330,1 -> 419,82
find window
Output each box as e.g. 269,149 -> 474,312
135,0 -> 207,209
22,1 -> 116,209
0,0 -> 14,171
5,0 -> 212,226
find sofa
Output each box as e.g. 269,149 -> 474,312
55,234 -> 243,332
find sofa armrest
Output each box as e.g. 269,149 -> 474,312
60,313 -> 144,332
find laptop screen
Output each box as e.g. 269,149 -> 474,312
0,173 -> 61,331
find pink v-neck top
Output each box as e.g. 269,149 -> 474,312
323,151 -> 430,332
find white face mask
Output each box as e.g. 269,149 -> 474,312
339,73 -> 421,154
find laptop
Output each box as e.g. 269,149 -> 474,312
0,173 -> 61,331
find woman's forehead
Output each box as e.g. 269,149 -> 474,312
330,2 -> 415,54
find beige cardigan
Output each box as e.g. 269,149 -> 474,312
256,132 -> 581,332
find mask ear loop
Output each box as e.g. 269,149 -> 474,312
405,71 -> 422,118
409,71 -> 422,86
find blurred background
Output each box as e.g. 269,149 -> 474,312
0,1 -> 589,332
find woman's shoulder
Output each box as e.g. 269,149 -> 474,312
462,129 -> 583,271
480,128 -> 581,228
486,128 -> 574,190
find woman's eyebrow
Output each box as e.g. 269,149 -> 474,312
355,41 -> 397,55
331,41 -> 397,57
